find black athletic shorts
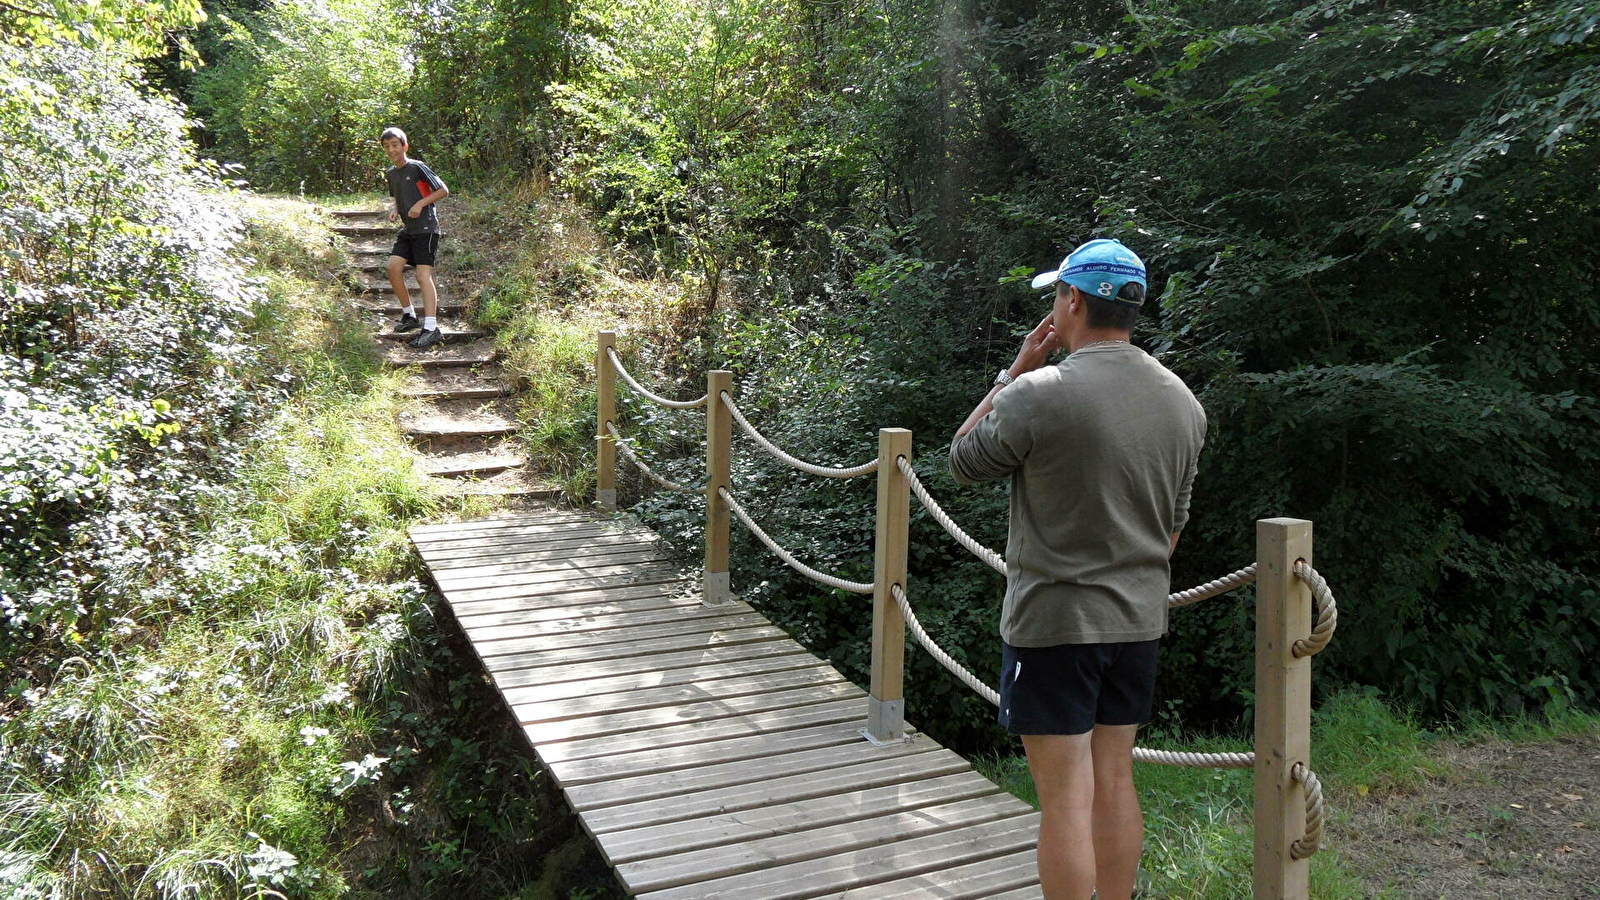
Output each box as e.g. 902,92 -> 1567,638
390,231 -> 440,267
998,639 -> 1161,736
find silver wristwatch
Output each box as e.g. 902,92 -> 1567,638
994,369 -> 1016,387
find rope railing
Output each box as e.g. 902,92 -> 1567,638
1290,762 -> 1325,859
721,391 -> 879,478
595,329 -> 1337,884
1292,560 -> 1338,658
890,582 -> 1255,769
1136,746 -> 1256,769
887,562 -> 1338,750
897,457 -> 1005,574
889,583 -> 999,705
606,346 -> 709,409
891,576 -> 1318,853
604,422 -> 698,494
896,457 -> 1259,609
1170,564 -> 1258,607
719,486 -> 874,595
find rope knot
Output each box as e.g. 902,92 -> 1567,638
1290,561 -> 1338,658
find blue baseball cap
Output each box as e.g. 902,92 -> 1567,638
1030,238 -> 1147,305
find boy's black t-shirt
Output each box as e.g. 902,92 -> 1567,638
386,159 -> 447,235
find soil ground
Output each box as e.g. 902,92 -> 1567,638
1337,731 -> 1598,899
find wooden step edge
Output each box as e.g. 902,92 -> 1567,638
398,384 -> 515,401
405,424 -> 519,440
356,284 -> 433,294
354,281 -> 426,290
442,484 -> 562,500
419,456 -> 528,479
383,351 -> 501,369
356,283 -> 448,294
359,301 -> 468,315
375,328 -> 488,344
330,225 -> 395,235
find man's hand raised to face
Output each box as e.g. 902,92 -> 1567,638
954,311 -> 1061,439
1009,311 -> 1060,379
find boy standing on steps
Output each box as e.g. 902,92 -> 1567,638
379,126 -> 450,349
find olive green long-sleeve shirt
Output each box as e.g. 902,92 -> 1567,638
949,343 -> 1206,647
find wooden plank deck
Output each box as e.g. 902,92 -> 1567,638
412,508 -> 1043,900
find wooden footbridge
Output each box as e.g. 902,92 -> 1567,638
413,510 -> 1044,900
408,330 -> 1341,900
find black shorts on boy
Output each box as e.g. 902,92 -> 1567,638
390,231 -> 439,268
997,639 -> 1161,735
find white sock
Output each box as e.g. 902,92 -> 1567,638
403,304 -> 416,316
423,316 -> 437,331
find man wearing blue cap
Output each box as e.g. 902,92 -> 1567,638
949,239 -> 1207,900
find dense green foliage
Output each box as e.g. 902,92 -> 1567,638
185,0 -> 570,189
0,0 -> 205,60
0,39 -> 252,652
404,0 -> 572,174
451,0 -> 1598,732
1033,0 -> 1600,721
189,0 -> 406,192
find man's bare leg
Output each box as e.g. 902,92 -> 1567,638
1090,724 -> 1143,900
414,264 -> 438,321
1022,732 -> 1097,900
387,255 -> 412,310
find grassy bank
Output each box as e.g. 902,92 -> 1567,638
444,178 -> 709,505
974,688 -> 1599,899
0,193 -> 619,900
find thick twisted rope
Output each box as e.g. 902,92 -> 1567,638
1169,564 -> 1258,608
718,486 -> 873,594
897,457 -> 1006,574
720,392 -> 878,478
894,457 -> 1255,608
604,422 -> 698,493
891,583 -> 1254,768
1291,561 -> 1338,658
1291,762 -> 1325,858
890,583 -> 1001,705
1134,746 -> 1254,768
606,347 -> 708,409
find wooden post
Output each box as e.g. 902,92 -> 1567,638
865,428 -> 912,744
1254,517 -> 1314,900
703,370 -> 734,606
595,330 -> 617,511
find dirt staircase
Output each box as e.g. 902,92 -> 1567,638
329,210 -> 558,501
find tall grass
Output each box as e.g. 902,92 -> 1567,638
449,179 -> 707,502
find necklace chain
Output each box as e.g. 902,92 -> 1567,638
1076,339 -> 1130,353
